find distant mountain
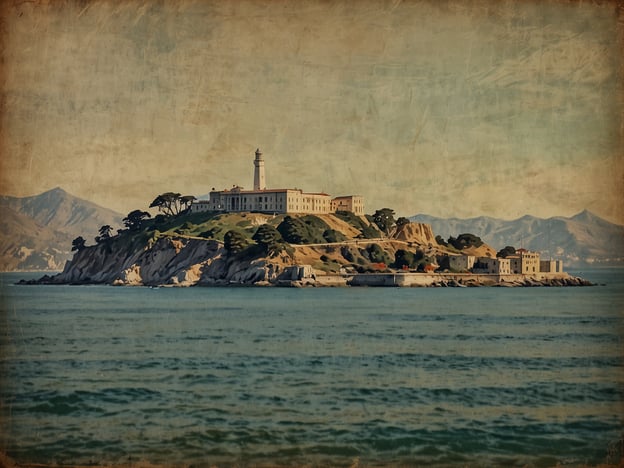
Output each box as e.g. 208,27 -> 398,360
411,211 -> 624,267
0,187 -> 123,271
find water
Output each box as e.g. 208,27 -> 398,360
1,269 -> 623,467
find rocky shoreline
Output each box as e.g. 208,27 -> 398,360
14,233 -> 594,289
20,271 -> 594,288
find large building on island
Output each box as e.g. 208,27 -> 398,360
191,149 -> 364,215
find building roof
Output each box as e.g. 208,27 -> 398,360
210,187 -> 330,196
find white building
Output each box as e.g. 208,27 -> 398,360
331,195 -> 365,216
508,249 -> 540,274
192,149 -> 364,215
472,257 -> 511,275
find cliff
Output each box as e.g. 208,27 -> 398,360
50,236 -> 294,287
28,210 -> 502,287
393,222 -> 437,244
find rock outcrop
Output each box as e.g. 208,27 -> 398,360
393,222 -> 437,245
41,236 -> 292,287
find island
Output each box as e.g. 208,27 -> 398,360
24,149 -> 590,288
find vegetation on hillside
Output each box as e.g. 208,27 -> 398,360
372,208 -> 396,236
70,196 -> 472,274
497,246 -> 517,258
334,211 -> 381,238
447,233 -> 483,250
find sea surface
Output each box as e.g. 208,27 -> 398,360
0,269 -> 623,467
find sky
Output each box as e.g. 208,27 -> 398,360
1,0 -> 622,223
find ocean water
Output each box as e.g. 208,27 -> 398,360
0,269 -> 622,467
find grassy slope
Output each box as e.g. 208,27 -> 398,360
101,210 -> 478,275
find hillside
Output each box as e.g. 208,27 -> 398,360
411,211 -> 624,267
0,188 -> 123,271
30,207 -> 473,286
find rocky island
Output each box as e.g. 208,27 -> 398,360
22,149 -> 590,288
24,209 -> 590,288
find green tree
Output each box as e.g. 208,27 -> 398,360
123,210 -> 151,231
497,245 -> 516,258
393,248 -> 424,269
277,216 -> 309,244
322,229 -> 347,243
393,249 -> 415,269
396,217 -> 410,227
365,243 -> 393,265
149,192 -> 196,217
224,230 -> 249,254
447,233 -> 483,250
372,208 -> 396,236
180,195 -> 197,213
71,236 -> 86,252
435,235 -> 448,246
252,224 -> 284,254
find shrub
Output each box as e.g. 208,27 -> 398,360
323,229 -> 347,243
252,224 -> 285,254
277,216 -> 311,244
341,246 -> 356,262
366,243 -> 392,265
393,249 -> 416,269
224,230 -> 249,254
447,233 -> 483,250
435,235 -> 447,246
335,211 -> 381,239
359,224 -> 381,239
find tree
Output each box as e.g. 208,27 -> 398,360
224,230 -> 249,254
497,245 -> 516,258
149,192 -> 196,217
123,210 -> 151,231
322,229 -> 347,243
95,225 -> 113,243
447,233 -> 483,250
252,224 -> 284,254
180,195 -> 197,212
372,208 -> 396,236
366,243 -> 392,265
393,249 -> 416,269
435,235 -> 448,246
71,236 -> 86,252
277,216 -> 309,244
396,217 -> 410,227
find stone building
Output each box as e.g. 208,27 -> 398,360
540,259 -> 564,273
331,195 -> 365,215
508,249 -> 540,274
448,254 -> 476,272
191,149 -> 364,215
472,257 -> 511,274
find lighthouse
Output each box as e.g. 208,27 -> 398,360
253,148 -> 266,191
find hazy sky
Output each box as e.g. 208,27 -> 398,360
1,0 -> 622,222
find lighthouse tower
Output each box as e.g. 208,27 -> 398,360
253,148 -> 266,191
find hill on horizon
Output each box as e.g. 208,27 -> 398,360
0,187 -> 123,271
1,186 -> 621,271
410,211 -> 624,268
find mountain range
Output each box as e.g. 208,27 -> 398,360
0,188 -> 123,271
0,187 -> 622,271
411,211 -> 624,267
